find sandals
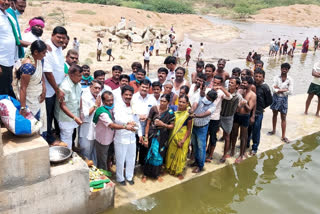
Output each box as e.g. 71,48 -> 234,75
205,157 -> 213,163
267,131 -> 275,136
281,137 -> 290,144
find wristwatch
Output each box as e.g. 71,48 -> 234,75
93,105 -> 98,109
21,107 -> 26,111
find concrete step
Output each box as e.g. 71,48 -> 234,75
0,128 -> 50,191
0,154 -> 114,214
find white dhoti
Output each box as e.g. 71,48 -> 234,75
114,142 -> 136,182
79,137 -> 96,164
59,121 -> 78,149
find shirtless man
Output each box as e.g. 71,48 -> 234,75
173,67 -> 190,95
191,61 -> 204,84
214,59 -> 229,84
241,69 -> 256,93
230,77 -> 256,163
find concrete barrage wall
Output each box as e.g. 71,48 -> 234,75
0,128 -> 115,214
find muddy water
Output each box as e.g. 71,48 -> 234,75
224,52 -> 320,95
201,16 -> 320,60
104,132 -> 320,214
149,52 -> 320,95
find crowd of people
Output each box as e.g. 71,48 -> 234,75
266,36 -> 320,58
1,0 -> 320,186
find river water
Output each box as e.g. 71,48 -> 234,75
105,132 -> 320,214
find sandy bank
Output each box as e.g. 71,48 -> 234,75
250,4 -> 320,27
20,1 -> 239,75
113,93 -> 320,208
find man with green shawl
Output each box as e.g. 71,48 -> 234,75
0,0 -> 18,98
6,0 -> 26,59
93,90 -> 136,171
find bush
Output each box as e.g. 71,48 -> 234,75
62,0 -> 194,14
76,9 -> 96,15
149,0 -> 194,14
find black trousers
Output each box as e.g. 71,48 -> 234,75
208,120 -> 220,147
45,94 -> 59,143
0,65 -> 16,98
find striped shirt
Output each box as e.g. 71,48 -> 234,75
220,92 -> 241,117
193,97 -> 215,127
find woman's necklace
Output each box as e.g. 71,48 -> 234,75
157,106 -> 168,114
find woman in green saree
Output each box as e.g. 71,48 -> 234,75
166,95 -> 193,180
142,94 -> 175,182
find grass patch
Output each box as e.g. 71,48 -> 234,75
48,12 -> 60,17
76,9 -> 96,15
89,52 -> 96,58
62,0 -> 194,14
83,58 -> 93,65
61,0 -> 320,17
200,0 -> 320,17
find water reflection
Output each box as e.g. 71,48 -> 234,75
105,133 -> 320,214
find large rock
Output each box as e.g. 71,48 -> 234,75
97,31 -> 106,38
107,26 -> 116,35
131,27 -> 143,37
116,30 -> 130,38
127,20 -> 136,30
143,30 -> 155,42
153,30 -> 161,38
116,22 -> 126,31
160,29 -> 170,37
130,34 -> 143,44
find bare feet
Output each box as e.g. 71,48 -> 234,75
177,174 -> 184,180
219,154 -> 230,163
141,176 -> 147,183
235,156 -> 243,164
157,177 -> 163,182
304,111 -> 308,115
230,150 -> 235,157
205,157 -> 213,163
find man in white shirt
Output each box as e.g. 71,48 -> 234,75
43,26 -> 68,144
114,85 -> 142,185
131,79 -> 157,166
189,72 -> 207,106
0,0 -> 18,98
90,70 -> 112,93
79,80 -> 102,164
96,38 -> 102,61
206,75 -> 231,162
189,89 -> 217,173
73,37 -> 79,52
164,56 -> 176,81
113,74 -> 130,104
